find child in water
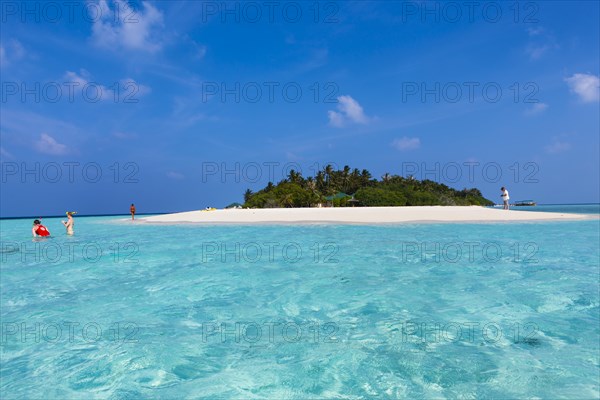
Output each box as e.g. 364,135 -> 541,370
62,212 -> 76,235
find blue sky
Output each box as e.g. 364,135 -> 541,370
1,0 -> 599,217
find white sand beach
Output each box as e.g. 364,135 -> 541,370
140,206 -> 591,224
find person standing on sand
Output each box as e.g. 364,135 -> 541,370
501,187 -> 510,210
62,212 -> 76,235
130,203 -> 136,220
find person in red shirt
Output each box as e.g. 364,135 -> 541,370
32,219 -> 51,237
130,204 -> 136,221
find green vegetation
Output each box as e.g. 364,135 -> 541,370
243,165 -> 493,208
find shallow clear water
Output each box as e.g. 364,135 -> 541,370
1,209 -> 599,398
508,203 -> 600,214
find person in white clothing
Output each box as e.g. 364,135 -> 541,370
501,187 -> 510,210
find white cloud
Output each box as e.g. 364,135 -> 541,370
525,26 -> 557,60
64,70 -> 113,101
525,103 -> 548,115
339,96 -> 368,123
327,110 -> 345,127
1,110 -> 80,146
64,70 -> 90,86
328,95 -> 370,127
195,44 -> 207,59
0,39 -> 25,67
391,137 -> 421,151
527,27 -> 544,36
91,0 -> 164,52
167,171 -> 184,180
61,71 -> 150,102
565,73 -> 600,103
526,44 -> 551,60
545,138 -> 571,154
0,146 -> 13,159
35,133 -> 69,155
120,78 -> 152,97
169,96 -> 219,129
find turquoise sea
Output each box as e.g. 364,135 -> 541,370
1,206 -> 599,399
507,204 -> 600,215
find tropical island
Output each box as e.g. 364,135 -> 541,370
143,165 -> 586,223
241,165 -> 494,208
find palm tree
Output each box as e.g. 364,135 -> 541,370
315,171 -> 326,192
265,198 -> 279,208
288,169 -> 302,184
340,165 -> 351,192
281,193 -> 294,207
325,164 -> 334,184
345,168 -> 361,193
244,189 -> 253,203
361,169 -> 372,186
305,178 -> 321,206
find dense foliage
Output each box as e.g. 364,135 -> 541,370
243,165 -> 493,208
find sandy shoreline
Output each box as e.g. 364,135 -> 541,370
138,206 -> 592,225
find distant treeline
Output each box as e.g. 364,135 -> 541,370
243,165 -> 494,208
